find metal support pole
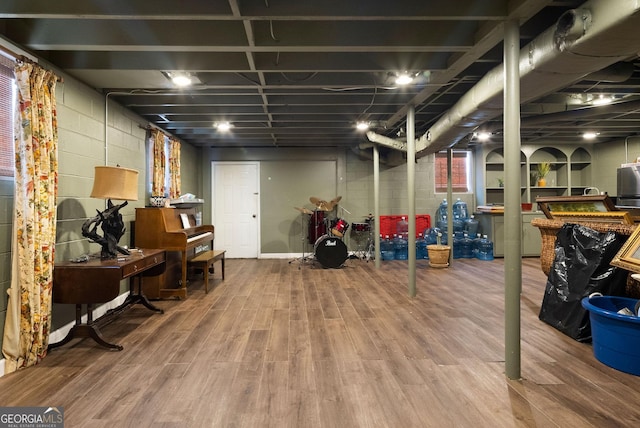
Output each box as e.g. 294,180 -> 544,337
504,18 -> 522,380
374,145 -> 381,269
407,105 -> 416,297
447,149 -> 453,265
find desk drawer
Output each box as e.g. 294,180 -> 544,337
122,260 -> 146,277
121,251 -> 165,277
146,251 -> 165,267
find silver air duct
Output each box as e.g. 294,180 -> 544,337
418,0 -> 640,156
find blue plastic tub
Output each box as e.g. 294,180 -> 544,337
581,296 -> 640,376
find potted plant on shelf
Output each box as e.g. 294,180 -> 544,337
536,162 -> 551,187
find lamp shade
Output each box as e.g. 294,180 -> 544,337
90,166 -> 139,201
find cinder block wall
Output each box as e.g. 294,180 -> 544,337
347,150 -> 473,227
55,79 -> 148,263
0,73 -> 199,363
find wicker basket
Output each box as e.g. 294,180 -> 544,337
427,244 -> 450,268
530,217 -> 637,276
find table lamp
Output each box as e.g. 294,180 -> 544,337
81,165 -> 139,259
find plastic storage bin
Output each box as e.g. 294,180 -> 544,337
582,295 -> 640,376
379,215 -> 431,238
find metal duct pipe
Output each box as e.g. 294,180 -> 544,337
584,61 -> 634,82
554,9 -> 591,48
482,97 -> 640,131
418,0 -> 640,156
366,131 -> 408,151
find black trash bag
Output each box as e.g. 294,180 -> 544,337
539,223 -> 628,342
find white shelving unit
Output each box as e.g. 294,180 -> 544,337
476,144 -> 593,206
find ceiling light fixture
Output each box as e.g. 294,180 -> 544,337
215,121 -> 232,132
356,121 -> 370,131
583,131 -> 599,140
395,72 -> 414,86
163,71 -> 194,87
591,94 -> 613,106
171,73 -> 192,87
474,131 -> 491,142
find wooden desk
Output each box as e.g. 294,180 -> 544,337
49,248 -> 166,351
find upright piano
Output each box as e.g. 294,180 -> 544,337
134,207 -> 214,299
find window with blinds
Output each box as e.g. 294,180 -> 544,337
435,150 -> 471,193
0,53 -> 14,178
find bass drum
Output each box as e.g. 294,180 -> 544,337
314,235 -> 348,269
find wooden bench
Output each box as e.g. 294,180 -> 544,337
187,250 -> 225,293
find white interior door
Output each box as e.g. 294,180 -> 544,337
212,162 -> 259,258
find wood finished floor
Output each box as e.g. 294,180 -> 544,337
2,257 -> 640,427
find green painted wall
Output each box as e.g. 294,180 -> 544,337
0,72 -> 200,362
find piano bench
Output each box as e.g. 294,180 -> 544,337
188,250 -> 226,293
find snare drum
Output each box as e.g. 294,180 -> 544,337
351,222 -> 370,233
331,218 -> 349,237
314,235 -> 348,268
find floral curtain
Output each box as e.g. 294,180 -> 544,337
151,128 -> 166,197
168,137 -> 181,199
2,62 -> 59,373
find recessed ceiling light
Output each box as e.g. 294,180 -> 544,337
170,73 -> 192,87
215,122 -> 232,132
356,121 -> 370,131
583,131 -> 599,140
474,131 -> 491,141
395,72 -> 414,86
591,94 -> 613,106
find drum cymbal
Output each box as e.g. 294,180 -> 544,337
310,196 -> 331,211
330,196 -> 342,205
294,206 -> 313,215
317,201 -> 331,211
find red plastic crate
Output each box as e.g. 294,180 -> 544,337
379,214 -> 431,238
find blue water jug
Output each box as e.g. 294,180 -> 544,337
394,234 -> 408,260
477,234 -> 494,261
439,229 -> 448,245
396,216 -> 409,240
452,234 -> 463,259
436,199 -> 448,224
416,233 -> 428,259
380,235 -> 395,260
464,215 -> 479,236
453,198 -> 469,220
472,233 -> 483,258
436,214 -> 448,233
424,228 -> 438,245
461,233 -> 474,258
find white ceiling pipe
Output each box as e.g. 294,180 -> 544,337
365,130 -> 407,151
418,0 -> 640,156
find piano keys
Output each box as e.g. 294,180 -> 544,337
134,207 -> 214,299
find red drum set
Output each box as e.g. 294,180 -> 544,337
292,196 -> 374,268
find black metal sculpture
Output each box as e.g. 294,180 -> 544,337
81,199 -> 130,259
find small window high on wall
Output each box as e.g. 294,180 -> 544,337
0,53 -> 15,178
435,150 -> 471,193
